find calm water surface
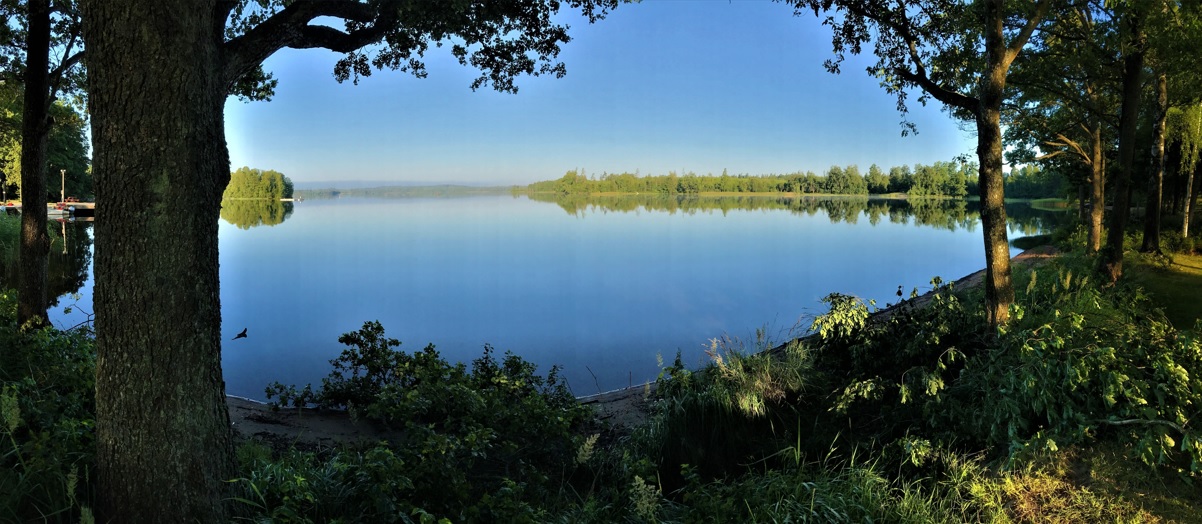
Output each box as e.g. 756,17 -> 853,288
44,195 -> 1056,399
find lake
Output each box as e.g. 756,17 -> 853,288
32,195 -> 1061,400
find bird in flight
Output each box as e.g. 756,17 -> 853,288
232,328 -> 248,340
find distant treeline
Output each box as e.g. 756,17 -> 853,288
296,185 -> 511,199
525,161 -> 1067,199
526,193 -> 1063,236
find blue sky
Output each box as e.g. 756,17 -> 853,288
224,1 -> 977,187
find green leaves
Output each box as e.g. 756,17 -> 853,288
220,167 -> 295,229
263,320 -> 591,520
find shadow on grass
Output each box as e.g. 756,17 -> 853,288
1129,253 -> 1202,330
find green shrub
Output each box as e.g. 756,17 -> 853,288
263,320 -> 593,521
809,280 -> 986,449
807,255 -> 1202,473
1162,230 -> 1197,255
0,291 -> 97,522
232,442 -> 447,524
959,258 -> 1202,471
627,331 -> 813,491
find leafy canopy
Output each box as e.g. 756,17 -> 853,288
220,0 -> 620,101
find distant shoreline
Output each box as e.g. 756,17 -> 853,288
293,185 -> 1068,206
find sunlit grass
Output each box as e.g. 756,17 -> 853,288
1128,252 -> 1202,330
1028,197 -> 1074,211
1062,442 -> 1202,523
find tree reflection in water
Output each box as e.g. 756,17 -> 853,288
528,194 -> 1066,235
0,214 -> 93,308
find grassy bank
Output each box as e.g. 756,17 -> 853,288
1129,252 -> 1202,329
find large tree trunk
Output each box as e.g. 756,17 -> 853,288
83,2 -> 233,521
1100,14 -> 1144,282
978,0 -> 1013,329
1088,120 -> 1105,253
1141,72 -> 1167,253
18,0 -> 51,327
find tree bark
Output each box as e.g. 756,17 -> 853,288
1186,162 -> 1198,238
82,2 -> 233,521
1088,120 -> 1105,254
18,0 -> 51,327
978,0 -> 1014,328
1141,72 -> 1167,253
1100,13 -> 1144,282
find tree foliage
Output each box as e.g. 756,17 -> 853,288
261,321 -> 592,521
219,167 -> 293,229
526,159 -> 993,198
0,94 -> 89,202
222,166 -> 292,200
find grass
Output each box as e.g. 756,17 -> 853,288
1128,252 -> 1202,329
1063,442 -> 1202,523
1028,197 -> 1074,211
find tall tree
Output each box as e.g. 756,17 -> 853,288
789,0 -> 1050,328
17,0 -> 50,326
1140,3 -> 1202,252
4,0 -> 83,326
80,1 -> 616,520
1142,71 -> 1168,253
1004,3 -> 1118,253
1099,4 -> 1146,281
1169,103 -> 1202,237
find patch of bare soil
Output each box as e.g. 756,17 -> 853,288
230,246 -> 1060,448
228,396 -> 400,451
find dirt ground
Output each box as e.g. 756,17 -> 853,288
229,245 -> 1060,448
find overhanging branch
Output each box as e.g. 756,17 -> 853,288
846,1 -> 980,115
222,0 -> 396,92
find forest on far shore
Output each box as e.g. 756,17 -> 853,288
525,161 -> 1066,199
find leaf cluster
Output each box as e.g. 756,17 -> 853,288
222,0 -> 620,97
0,290 -> 96,522
264,320 -> 594,521
809,252 -> 1202,474
961,258 -> 1202,471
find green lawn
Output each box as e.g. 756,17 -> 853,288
1129,252 -> 1202,330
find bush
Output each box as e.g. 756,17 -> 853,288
807,255 -> 1202,473
0,291 -> 96,522
629,333 -> 812,490
960,259 -> 1202,471
1162,230 -> 1197,255
263,320 -> 593,521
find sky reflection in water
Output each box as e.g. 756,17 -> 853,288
43,195 -> 1055,399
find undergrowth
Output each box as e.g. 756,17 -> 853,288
0,291 -> 96,523
255,321 -> 594,521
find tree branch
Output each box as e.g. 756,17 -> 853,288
222,0 -> 394,92
1094,417 -> 1186,435
1047,132 -> 1090,163
853,2 -> 981,115
1003,0 -> 1052,68
1035,149 -> 1066,161
895,66 -> 980,114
